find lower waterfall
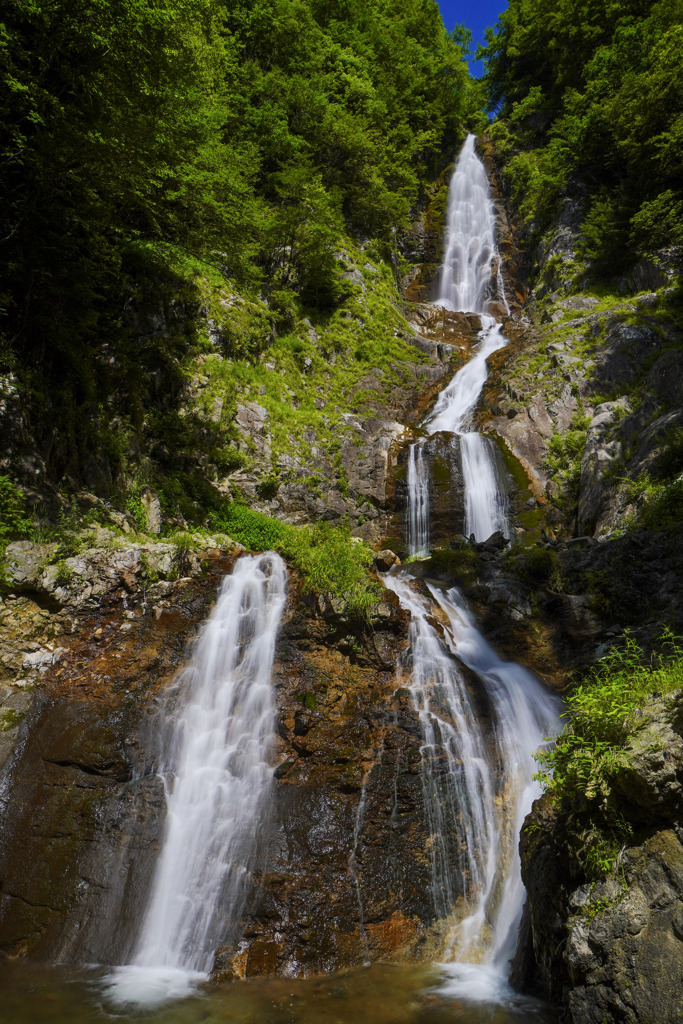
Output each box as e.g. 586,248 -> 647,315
104,552 -> 287,1006
384,574 -> 559,978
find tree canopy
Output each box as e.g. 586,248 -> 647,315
0,0 -> 480,480
479,0 -> 683,274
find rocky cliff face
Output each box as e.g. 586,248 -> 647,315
0,544 -> 507,975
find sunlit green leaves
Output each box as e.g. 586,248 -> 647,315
480,0 -> 683,275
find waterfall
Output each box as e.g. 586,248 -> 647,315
395,133 -> 560,998
407,441 -> 430,558
424,134 -> 510,542
437,134 -> 505,316
461,433 -> 509,542
425,321 -> 507,437
384,574 -> 559,968
104,552 -> 287,1007
428,585 -> 559,967
382,575 -> 497,924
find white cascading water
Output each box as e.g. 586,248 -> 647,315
461,433 -> 509,543
384,574 -> 559,973
426,133 -> 510,542
438,135 -> 501,315
104,552 -> 287,1007
390,133 -> 560,1004
382,575 -> 498,923
429,585 -> 559,968
407,441 -> 430,558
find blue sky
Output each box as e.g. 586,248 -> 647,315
435,0 -> 507,75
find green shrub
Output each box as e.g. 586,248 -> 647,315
638,479 -> 683,531
126,491 -> 148,532
0,476 -> 32,543
426,545 -> 478,579
257,474 -> 280,500
545,428 -> 588,475
535,630 -> 683,874
515,545 -> 557,586
211,503 -> 290,553
654,427 -> 683,480
53,559 -> 73,586
209,504 -> 381,622
630,191 -> 683,252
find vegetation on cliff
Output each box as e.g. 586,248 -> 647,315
210,504 -> 382,620
535,630 -> 683,876
1,0 -> 481,491
480,0 -> 683,277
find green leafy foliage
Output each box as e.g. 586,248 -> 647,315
0,476 -> 32,544
514,545 -> 558,586
535,629 -> 683,874
544,413 -> 590,512
210,503 -> 381,621
1,0 -> 479,485
424,545 -> 478,580
480,0 -> 683,277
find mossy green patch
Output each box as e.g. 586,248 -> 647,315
425,545 -> 478,582
0,708 -> 25,732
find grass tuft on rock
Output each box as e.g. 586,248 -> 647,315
210,503 -> 381,622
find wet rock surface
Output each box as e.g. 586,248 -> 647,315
392,432 -> 465,552
0,548 -> 238,962
565,830 -> 683,1024
520,689 -> 683,1024
0,555 -> 504,976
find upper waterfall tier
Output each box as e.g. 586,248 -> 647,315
437,134 -> 506,317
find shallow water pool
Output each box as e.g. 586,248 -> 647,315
0,961 -> 558,1024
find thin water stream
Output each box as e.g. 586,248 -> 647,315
407,440 -> 430,558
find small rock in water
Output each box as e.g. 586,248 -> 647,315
374,549 -> 400,572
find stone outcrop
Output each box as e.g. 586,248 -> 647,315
520,690 -> 683,1024
484,287 -> 683,540
0,535 -> 244,773
577,400 -> 630,536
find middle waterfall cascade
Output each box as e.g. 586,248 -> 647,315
418,132 -> 511,544
461,433 -> 510,543
105,552 -> 287,1007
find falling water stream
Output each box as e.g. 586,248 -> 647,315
0,136 -> 561,1024
105,552 -> 287,1007
394,133 -> 560,1005
407,441 -> 430,558
405,133 -> 511,552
